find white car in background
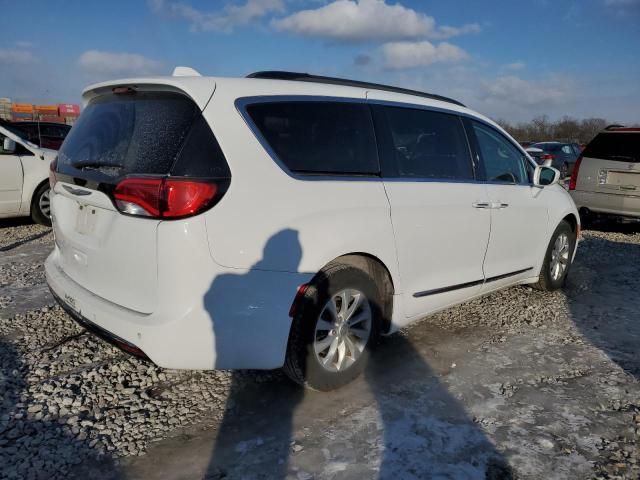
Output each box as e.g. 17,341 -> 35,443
46,69 -> 579,391
0,125 -> 56,225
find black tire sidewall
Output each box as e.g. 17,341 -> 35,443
540,221 -> 575,290
31,183 -> 51,226
289,265 -> 382,391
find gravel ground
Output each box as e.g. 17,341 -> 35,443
1,218 -> 639,479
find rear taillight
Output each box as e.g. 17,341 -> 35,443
569,155 -> 583,191
49,157 -> 58,189
113,177 -> 228,219
542,153 -> 555,161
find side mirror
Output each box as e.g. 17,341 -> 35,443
2,137 -> 16,154
534,165 -> 560,187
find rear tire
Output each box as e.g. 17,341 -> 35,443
31,183 -> 51,227
283,261 -> 383,391
534,220 -> 575,291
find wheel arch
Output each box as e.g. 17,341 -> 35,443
562,212 -> 579,234
29,178 -> 50,211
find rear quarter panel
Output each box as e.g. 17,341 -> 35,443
200,83 -> 401,292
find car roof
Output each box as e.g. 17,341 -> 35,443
83,73 -> 501,131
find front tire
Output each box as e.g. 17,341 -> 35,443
534,220 -> 575,291
31,183 -> 51,226
283,261 -> 383,391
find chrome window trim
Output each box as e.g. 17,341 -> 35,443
234,95 -> 537,186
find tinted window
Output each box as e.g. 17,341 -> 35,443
246,101 -> 378,175
58,92 -> 229,181
473,122 -> 528,184
583,132 -> 640,163
381,106 -> 473,180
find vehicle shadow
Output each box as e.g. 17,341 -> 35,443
566,222 -> 640,379
0,337 -> 122,479
202,229 -> 514,479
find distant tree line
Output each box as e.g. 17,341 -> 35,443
495,115 -> 640,145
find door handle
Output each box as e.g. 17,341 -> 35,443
491,202 -> 509,209
472,202 -> 491,209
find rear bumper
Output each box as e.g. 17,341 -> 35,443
570,190 -> 640,218
46,249 -> 312,370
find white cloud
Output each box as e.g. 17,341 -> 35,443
78,50 -> 164,77
429,23 -> 482,40
150,0 -> 285,32
480,75 -> 569,107
272,0 -> 481,42
382,41 -> 468,69
0,48 -> 36,64
502,62 -> 526,71
14,41 -> 33,49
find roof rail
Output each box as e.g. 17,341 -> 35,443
246,71 -> 466,108
605,124 -> 625,130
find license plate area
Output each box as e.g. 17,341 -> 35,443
606,170 -> 640,191
75,203 -> 98,236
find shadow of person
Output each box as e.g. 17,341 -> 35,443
0,337 -> 121,479
566,227 -> 640,379
365,333 -> 513,479
204,229 -> 305,479
203,229 -> 513,479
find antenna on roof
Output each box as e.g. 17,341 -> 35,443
172,66 -> 202,77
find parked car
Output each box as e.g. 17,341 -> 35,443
46,70 -> 579,390
527,142 -> 581,178
570,126 -> 640,222
0,124 -> 57,225
1,120 -> 71,150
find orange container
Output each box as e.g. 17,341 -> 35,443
35,104 -> 59,114
11,103 -> 33,113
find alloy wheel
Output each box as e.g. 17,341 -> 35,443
313,288 -> 372,372
550,233 -> 570,281
39,189 -> 51,218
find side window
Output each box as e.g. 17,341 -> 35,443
472,122 -> 528,184
381,106 -> 474,180
246,101 -> 379,175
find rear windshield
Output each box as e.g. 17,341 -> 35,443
57,91 -> 229,181
583,132 -> 640,163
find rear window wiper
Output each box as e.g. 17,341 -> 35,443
73,161 -> 125,171
607,155 -> 637,162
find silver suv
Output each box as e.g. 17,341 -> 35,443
570,126 -> 640,222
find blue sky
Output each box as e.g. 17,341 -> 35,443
2,0 -> 639,123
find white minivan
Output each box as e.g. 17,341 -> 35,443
46,70 -> 579,390
0,124 -> 57,225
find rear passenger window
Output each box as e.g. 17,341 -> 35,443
472,122 -> 528,184
246,101 -> 378,175
380,106 -> 473,180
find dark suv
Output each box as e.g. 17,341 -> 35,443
528,142 -> 581,178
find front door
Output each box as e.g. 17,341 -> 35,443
468,120 -> 548,287
0,132 -> 23,214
